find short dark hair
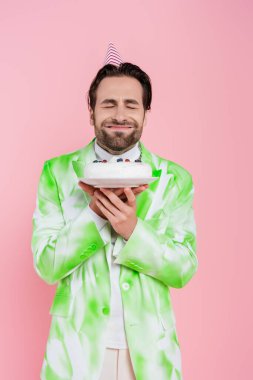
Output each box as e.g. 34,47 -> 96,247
87,62 -> 152,112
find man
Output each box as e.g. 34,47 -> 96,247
31,58 -> 198,380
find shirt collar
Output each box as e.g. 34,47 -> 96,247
94,138 -> 140,162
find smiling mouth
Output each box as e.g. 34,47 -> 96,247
105,125 -> 133,130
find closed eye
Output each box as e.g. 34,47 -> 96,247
103,106 -> 137,109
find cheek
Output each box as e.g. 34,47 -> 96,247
134,117 -> 144,127
97,111 -> 113,124
132,112 -> 144,123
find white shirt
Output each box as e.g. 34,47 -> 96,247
86,138 -> 141,349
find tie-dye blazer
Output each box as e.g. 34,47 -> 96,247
31,137 -> 198,380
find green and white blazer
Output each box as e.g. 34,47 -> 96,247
31,137 -> 198,380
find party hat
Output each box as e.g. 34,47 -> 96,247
103,42 -> 124,66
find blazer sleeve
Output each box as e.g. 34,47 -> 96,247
114,171 -> 198,288
31,160 -> 107,285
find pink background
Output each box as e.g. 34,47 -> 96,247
1,0 -> 252,379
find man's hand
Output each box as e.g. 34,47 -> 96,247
93,187 -> 138,240
78,182 -> 108,219
78,182 -> 148,220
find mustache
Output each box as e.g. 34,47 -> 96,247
103,121 -> 136,127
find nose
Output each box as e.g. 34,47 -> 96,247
113,104 -> 128,122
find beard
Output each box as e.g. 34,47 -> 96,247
93,115 -> 144,153
95,127 -> 143,152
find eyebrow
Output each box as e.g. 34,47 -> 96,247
100,98 -> 140,106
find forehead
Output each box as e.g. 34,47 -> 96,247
96,76 -> 143,101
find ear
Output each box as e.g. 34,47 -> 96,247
89,107 -> 94,126
143,110 -> 149,127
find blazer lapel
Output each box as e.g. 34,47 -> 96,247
71,140 -> 112,269
71,137 -> 97,205
136,141 -> 173,220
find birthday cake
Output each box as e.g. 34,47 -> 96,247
84,157 -> 152,179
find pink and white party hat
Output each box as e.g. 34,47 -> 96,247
103,42 -> 124,66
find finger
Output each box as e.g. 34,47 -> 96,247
78,181 -> 95,195
99,188 -> 129,213
95,190 -> 122,217
138,184 -> 149,190
132,186 -> 146,195
113,188 -> 125,197
95,198 -> 116,221
101,187 -> 124,197
124,187 -> 136,206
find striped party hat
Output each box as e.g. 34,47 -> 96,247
103,42 -> 124,66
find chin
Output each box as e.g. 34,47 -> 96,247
96,130 -> 140,153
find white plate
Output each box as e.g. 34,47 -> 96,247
79,177 -> 158,188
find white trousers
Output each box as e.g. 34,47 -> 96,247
99,348 -> 136,380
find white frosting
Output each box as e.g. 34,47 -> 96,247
84,160 -> 152,179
